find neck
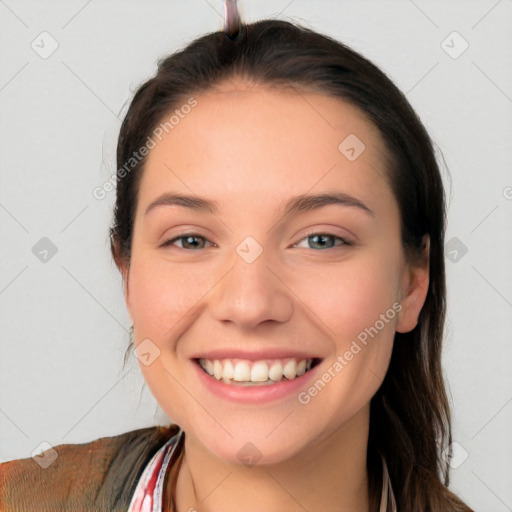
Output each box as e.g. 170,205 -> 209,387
172,406 -> 371,512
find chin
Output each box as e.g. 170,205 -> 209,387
189,421 -> 312,467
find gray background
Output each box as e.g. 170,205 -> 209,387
1,1 -> 511,510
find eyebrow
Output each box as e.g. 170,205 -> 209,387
144,191 -> 374,218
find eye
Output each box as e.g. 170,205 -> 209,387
160,233 -> 214,250
292,232 -> 352,250
160,231 -> 352,251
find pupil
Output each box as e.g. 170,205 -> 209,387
310,234 -> 333,249
184,236 -> 202,249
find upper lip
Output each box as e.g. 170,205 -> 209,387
190,349 -> 323,361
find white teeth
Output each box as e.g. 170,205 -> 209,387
283,359 -> 297,379
202,359 -> 214,376
222,360 -> 234,380
213,360 -> 223,380
203,359 -> 213,375
250,361 -> 269,382
268,361 -> 283,381
198,357 -> 315,385
233,361 -> 251,381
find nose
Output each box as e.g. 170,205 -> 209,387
209,247 -> 294,330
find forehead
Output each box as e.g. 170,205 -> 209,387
137,81 -> 394,219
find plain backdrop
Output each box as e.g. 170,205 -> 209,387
1,1 -> 511,510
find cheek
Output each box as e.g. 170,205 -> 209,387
127,255 -> 213,338
293,252 -> 401,404
295,253 -> 401,341
292,260 -> 399,418
127,255 -> 212,421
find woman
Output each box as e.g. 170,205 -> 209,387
0,4 -> 475,511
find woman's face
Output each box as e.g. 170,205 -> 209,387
121,79 -> 429,465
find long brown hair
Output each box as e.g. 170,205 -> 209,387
110,19 -> 473,512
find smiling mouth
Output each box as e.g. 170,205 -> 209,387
195,357 -> 322,386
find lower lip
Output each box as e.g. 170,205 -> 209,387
191,359 -> 321,404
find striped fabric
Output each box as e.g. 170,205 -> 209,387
127,428 -> 184,512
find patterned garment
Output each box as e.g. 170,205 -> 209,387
127,428 -> 396,512
127,428 -> 184,512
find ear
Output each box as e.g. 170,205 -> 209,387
396,235 -> 430,334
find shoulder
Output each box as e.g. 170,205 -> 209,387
0,424 -> 180,512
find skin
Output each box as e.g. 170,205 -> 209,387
118,77 -> 430,512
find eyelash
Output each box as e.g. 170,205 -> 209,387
160,231 -> 353,250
